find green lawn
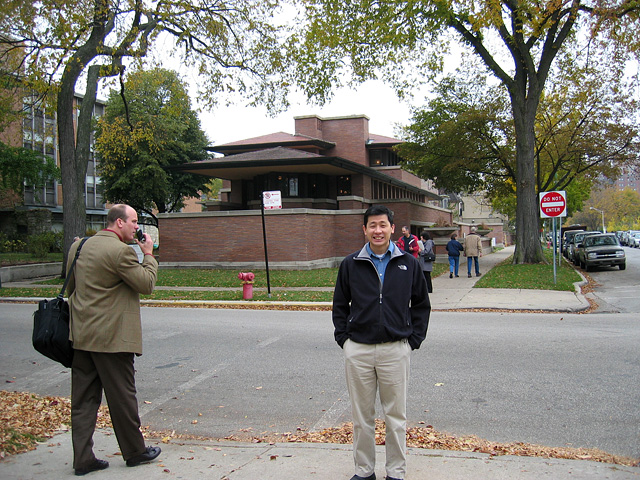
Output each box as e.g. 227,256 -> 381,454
36,267 -> 340,288
157,268 -> 339,288
0,253 -> 63,266
475,249 -> 582,291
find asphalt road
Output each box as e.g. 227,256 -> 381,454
2,304 -> 638,460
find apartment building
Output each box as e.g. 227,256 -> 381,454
0,94 -> 108,236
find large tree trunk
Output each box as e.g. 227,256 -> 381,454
511,93 -> 545,264
57,0 -> 109,276
58,74 -> 88,276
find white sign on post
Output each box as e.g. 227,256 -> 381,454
263,190 -> 282,210
539,191 -> 567,218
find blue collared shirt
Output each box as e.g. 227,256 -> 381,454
366,241 -> 396,284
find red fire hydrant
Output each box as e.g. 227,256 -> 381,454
238,272 -> 255,300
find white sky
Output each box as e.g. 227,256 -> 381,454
196,80 -> 417,146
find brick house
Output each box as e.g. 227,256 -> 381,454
158,114 -> 454,269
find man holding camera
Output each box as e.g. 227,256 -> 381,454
67,204 -> 160,475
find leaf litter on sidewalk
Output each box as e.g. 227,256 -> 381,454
1,391 -> 637,467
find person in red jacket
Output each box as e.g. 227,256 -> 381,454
396,226 -> 419,258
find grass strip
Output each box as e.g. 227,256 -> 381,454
0,287 -> 334,303
475,250 -> 582,291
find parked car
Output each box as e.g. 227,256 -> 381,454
570,231 -> 600,265
620,231 -> 629,245
622,230 -> 640,246
562,229 -> 584,258
576,233 -> 626,271
629,232 -> 640,248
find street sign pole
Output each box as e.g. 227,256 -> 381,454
540,191 -> 568,285
552,217 -> 557,284
260,191 -> 281,298
557,218 -> 562,268
261,193 -> 272,298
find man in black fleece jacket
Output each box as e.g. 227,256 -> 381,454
332,205 -> 431,480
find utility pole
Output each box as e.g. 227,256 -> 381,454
590,207 -> 606,233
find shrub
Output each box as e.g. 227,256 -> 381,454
51,231 -> 64,252
2,238 -> 27,253
28,232 -> 58,259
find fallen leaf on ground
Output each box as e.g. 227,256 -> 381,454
1,391 -> 637,468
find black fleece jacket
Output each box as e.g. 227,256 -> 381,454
332,244 -> 431,350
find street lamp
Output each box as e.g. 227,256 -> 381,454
590,207 -> 606,233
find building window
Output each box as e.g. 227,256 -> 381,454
254,173 -> 301,198
371,179 -> 425,203
22,96 -> 106,210
369,149 -> 401,167
308,174 -> 328,198
289,177 -> 299,197
337,175 -> 351,196
86,214 -> 106,232
22,98 -> 57,207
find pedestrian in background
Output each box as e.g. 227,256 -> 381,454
333,205 -> 430,480
67,204 -> 161,476
446,233 -> 464,278
464,227 -> 483,277
418,231 -> 435,293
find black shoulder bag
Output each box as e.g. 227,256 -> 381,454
423,242 -> 436,262
32,237 -> 88,367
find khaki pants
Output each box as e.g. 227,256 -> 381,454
344,339 -> 411,479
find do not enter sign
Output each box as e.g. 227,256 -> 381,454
539,191 -> 567,218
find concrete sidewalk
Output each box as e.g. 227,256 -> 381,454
428,245 -> 590,312
0,429 -> 637,479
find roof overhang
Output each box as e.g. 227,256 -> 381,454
171,150 -> 438,199
209,139 -> 335,154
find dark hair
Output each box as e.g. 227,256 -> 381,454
421,231 -> 431,241
107,204 -> 129,226
364,205 -> 394,226
450,233 -> 457,240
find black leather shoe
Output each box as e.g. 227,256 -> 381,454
350,474 -> 376,480
126,446 -> 161,467
386,477 -> 402,480
75,458 -> 109,476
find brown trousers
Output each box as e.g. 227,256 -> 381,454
71,350 -> 146,469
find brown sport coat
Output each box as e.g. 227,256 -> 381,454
67,230 -> 158,355
463,233 -> 483,257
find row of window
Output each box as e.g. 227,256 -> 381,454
369,149 -> 401,167
371,179 -> 425,203
22,98 -> 105,209
246,173 -> 353,200
242,171 -> 425,205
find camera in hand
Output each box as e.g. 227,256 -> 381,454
136,229 -> 145,242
